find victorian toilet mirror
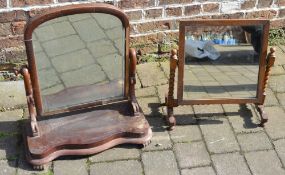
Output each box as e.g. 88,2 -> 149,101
19,4 -> 152,169
165,19 -> 275,130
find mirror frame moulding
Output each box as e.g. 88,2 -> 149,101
24,3 -> 131,116
177,19 -> 270,105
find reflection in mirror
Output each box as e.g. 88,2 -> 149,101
33,13 -> 125,113
183,25 -> 262,100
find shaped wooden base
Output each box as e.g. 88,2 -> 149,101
23,101 -> 152,169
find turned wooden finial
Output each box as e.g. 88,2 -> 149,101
267,47 -> 276,67
171,49 -> 177,56
269,47 -> 276,54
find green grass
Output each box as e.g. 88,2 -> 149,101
269,28 -> 285,46
0,131 -> 18,139
37,169 -> 54,175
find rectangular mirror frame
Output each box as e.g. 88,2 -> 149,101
177,19 -> 270,105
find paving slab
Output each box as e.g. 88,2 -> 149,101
264,106 -> 285,140
223,104 -> 263,133
89,146 -> 140,163
143,117 -> 172,151
273,139 -> 285,166
0,81 -> 26,109
276,93 -> 285,106
172,105 -> 197,125
52,49 -> 95,73
90,160 -> 143,175
274,47 -> 285,66
136,86 -> 157,98
264,88 -> 280,107
271,65 -> 285,75
169,125 -> 202,143
181,166 -> 216,175
245,150 -> 285,175
142,151 -> 179,175
174,142 -> 211,168
0,109 -> 22,133
17,154 -> 52,175
0,160 -> 16,175
53,159 -> 88,175
156,84 -> 170,103
72,17 -> 106,42
200,117 -> 240,154
193,104 -> 224,117
136,62 -> 167,87
60,64 -> 107,88
96,53 -> 124,80
237,132 -> 272,152
212,152 -> 251,175
35,20 -> 76,42
269,75 -> 285,93
142,123 -> 172,151
0,135 -> 19,160
42,35 -> 85,57
137,97 -> 162,117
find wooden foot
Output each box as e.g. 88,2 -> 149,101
143,139 -> 151,148
166,107 -> 176,130
33,165 -> 44,170
256,105 -> 268,127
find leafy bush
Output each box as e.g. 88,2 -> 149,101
269,28 -> 285,46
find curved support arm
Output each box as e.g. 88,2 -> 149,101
20,66 -> 39,137
129,48 -> 139,116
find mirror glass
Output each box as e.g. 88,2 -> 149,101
32,13 -> 125,113
183,25 -> 262,100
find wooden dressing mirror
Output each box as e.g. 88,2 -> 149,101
165,19 -> 275,130
19,4 -> 152,169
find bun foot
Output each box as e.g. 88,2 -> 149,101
143,139 -> 151,148
33,165 -> 44,170
256,105 -> 268,127
167,116 -> 176,131
166,107 -> 176,130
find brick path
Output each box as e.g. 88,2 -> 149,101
0,46 -> 285,175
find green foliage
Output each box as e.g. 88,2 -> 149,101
38,169 -> 54,175
0,131 -> 18,139
139,54 -> 169,64
269,28 -> 285,46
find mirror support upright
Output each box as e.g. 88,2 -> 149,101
129,48 -> 140,116
166,49 -> 178,130
256,47 -> 276,126
20,66 -> 40,137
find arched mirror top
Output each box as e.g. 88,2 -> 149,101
24,3 -> 130,40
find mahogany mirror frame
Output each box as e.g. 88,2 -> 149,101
24,3 -> 130,116
165,19 -> 276,130
18,4 -> 153,170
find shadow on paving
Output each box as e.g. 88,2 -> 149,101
0,120 -> 22,169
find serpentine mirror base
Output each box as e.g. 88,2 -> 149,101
23,101 -> 152,170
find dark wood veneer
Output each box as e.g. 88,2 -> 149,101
21,3 -> 152,169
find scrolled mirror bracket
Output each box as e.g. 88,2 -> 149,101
19,66 -> 40,137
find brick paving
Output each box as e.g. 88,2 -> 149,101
0,45 -> 285,175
